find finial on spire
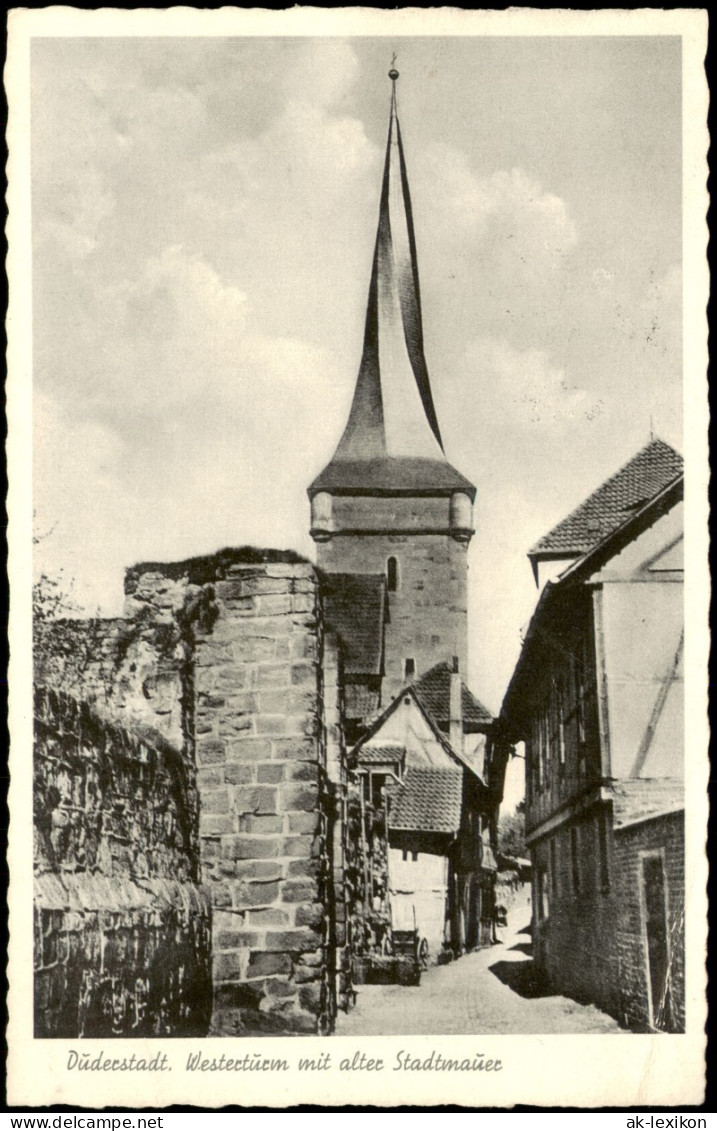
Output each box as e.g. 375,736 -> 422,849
389,54 -> 399,82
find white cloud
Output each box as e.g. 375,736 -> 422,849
462,336 -> 603,437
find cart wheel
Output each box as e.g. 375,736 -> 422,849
418,937 -> 429,969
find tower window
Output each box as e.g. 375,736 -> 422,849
387,556 -> 399,592
404,658 -> 415,679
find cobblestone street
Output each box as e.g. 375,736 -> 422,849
336,891 -> 621,1036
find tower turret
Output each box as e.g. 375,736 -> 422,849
309,69 -> 476,696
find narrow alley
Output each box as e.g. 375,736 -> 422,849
336,891 -> 621,1036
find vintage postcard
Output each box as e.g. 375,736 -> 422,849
6,6 -> 709,1109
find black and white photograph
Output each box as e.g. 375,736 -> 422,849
7,6 -> 708,1110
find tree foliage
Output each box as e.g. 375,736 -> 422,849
498,807 -> 527,858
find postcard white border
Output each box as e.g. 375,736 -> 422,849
6,6 -> 709,1109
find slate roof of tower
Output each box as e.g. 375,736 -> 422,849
309,73 -> 474,501
388,767 -> 463,834
412,661 -> 494,731
320,572 -> 387,677
529,438 -> 683,560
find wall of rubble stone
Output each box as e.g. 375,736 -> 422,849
33,686 -> 211,1038
35,548 -> 345,1036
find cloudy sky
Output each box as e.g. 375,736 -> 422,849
32,34 -> 682,804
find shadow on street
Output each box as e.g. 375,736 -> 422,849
488,957 -> 555,1000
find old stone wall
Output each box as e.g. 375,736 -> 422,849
531,805 -> 684,1032
35,548 -> 357,1036
34,686 -> 211,1038
531,806 -> 620,1020
613,811 -> 684,1032
124,553 -> 339,1035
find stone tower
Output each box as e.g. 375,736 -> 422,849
309,71 -> 476,698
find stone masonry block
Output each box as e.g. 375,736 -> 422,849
210,883 -> 232,908
233,786 -> 277,815
287,859 -> 321,878
296,948 -> 324,967
218,714 -> 253,736
262,978 -> 296,1000
288,811 -> 320,835
203,788 -> 231,814
257,763 -> 285,784
224,836 -> 281,860
197,738 -> 227,765
295,903 -> 325,929
293,964 -> 321,984
237,616 -> 293,638
199,813 -> 235,836
290,634 -> 319,662
196,643 -> 234,667
280,835 -> 317,859
280,784 -> 318,812
257,690 -> 291,714
238,814 -> 284,835
231,636 -> 276,662
197,691 -> 226,709
246,952 -> 292,979
285,761 -> 319,783
224,764 -> 255,785
254,595 -> 293,616
290,663 -> 316,687
298,982 -> 322,1012
235,576 -> 293,597
234,860 -> 284,882
281,880 -> 319,903
231,880 -> 280,907
287,689 -> 318,714
263,929 -> 322,953
285,714 -> 320,738
200,839 -> 220,860
291,595 -> 314,614
256,663 -> 292,688
273,738 -> 318,762
245,907 -> 290,927
197,768 -> 223,788
214,666 -> 248,690
216,931 -> 260,951
213,951 -> 248,983
227,738 -> 273,762
223,691 -> 260,714
255,715 -> 288,735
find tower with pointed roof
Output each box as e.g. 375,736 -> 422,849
308,70 -> 476,697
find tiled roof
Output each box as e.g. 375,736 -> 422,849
412,661 -> 493,730
529,439 -> 683,559
357,743 -> 405,766
320,572 -> 386,676
388,767 -> 463,834
612,779 -> 684,830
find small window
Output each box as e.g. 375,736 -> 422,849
404,658 -> 416,679
387,556 -> 399,592
402,848 -> 408,862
